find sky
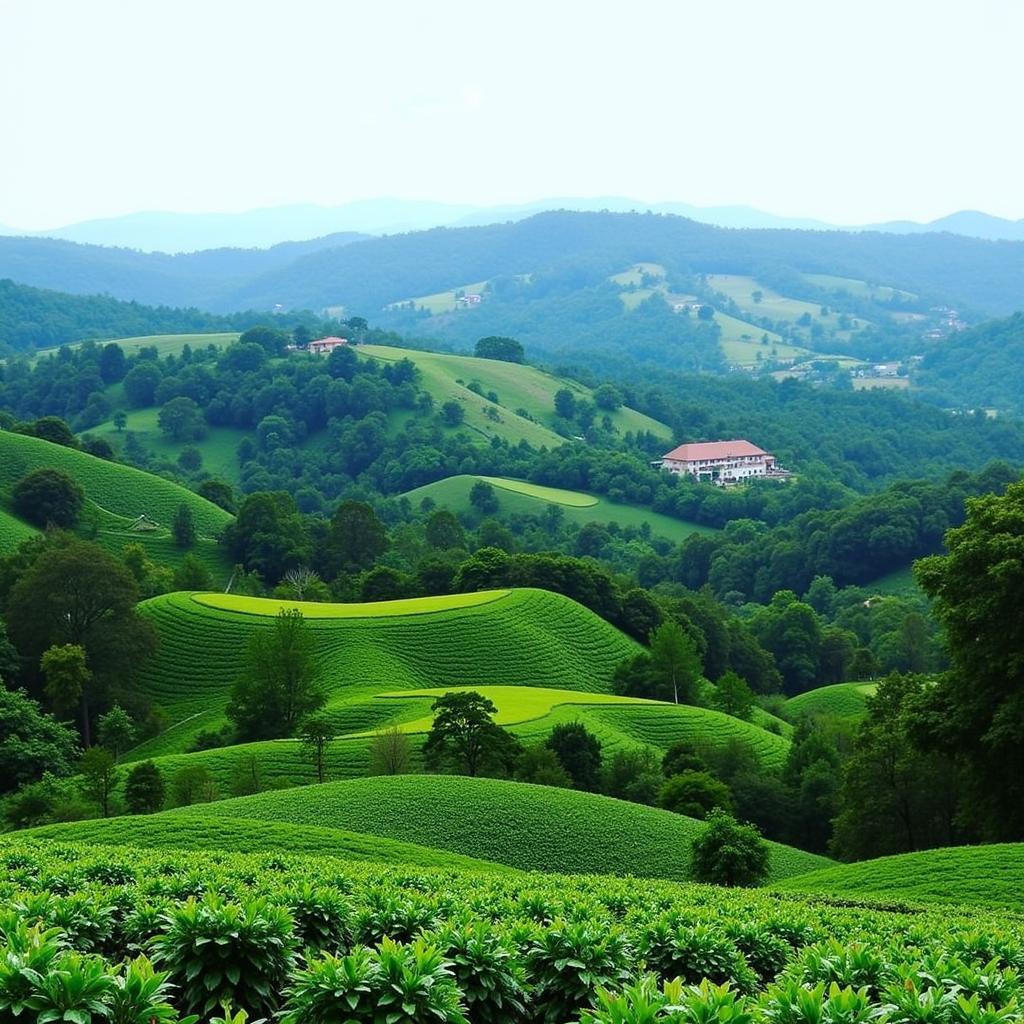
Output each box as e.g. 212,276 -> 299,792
1,0 -> 1022,230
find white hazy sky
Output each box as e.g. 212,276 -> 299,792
1,0 -> 1022,229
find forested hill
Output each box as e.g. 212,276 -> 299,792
0,230 -> 367,309
4,211 -> 1024,316
915,312 -> 1024,416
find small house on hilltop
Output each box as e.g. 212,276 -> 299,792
308,336 -> 348,356
657,439 -> 790,486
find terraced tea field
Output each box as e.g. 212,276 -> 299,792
130,588 -> 642,756
0,505 -> 39,552
784,682 -> 875,722
778,842 -> 1024,911
178,775 -> 833,881
359,344 -> 672,446
403,474 -> 716,543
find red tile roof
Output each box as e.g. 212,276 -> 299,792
662,439 -> 769,462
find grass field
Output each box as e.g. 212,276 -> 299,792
804,274 -> 917,303
176,775 -> 832,881
195,589 -> 511,618
129,587 -> 642,757
403,474 -> 717,544
0,432 -> 234,580
388,280 -> 490,314
609,262 -> 667,286
867,565 -> 922,599
30,332 -> 239,363
778,843 -> 1024,911
784,682 -> 876,722
20,815 -> 507,872
0,505 -> 39,552
359,345 -> 672,447
86,406 -> 249,484
852,377 -> 911,391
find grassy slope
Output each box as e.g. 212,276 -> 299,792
784,683 -> 876,722
403,474 -> 716,544
178,775 -> 831,882
778,844 -> 1024,911
19,815 -> 506,872
30,332 -> 240,363
0,432 -> 234,580
129,588 -> 642,756
0,506 -> 39,552
360,344 -> 672,446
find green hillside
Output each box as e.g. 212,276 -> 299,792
30,331 -> 239,363
0,431 -> 234,580
20,815 -> 506,872
130,588 -> 642,756
403,474 -> 716,543
777,843 -> 1024,911
175,775 -> 832,881
360,344 -> 672,447
784,682 -> 876,722
0,505 -> 39,552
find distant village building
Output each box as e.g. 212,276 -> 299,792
307,336 -> 348,356
657,439 -> 788,485
873,362 -> 900,377
456,293 -> 483,308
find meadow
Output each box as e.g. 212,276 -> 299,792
3,837 -> 1016,1024
803,273 -> 917,302
30,331 -> 239,363
359,344 -> 673,446
778,842 -> 1024,912
403,474 -> 717,543
783,682 -> 875,722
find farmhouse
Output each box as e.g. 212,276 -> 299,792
308,336 -> 348,356
658,439 -> 787,485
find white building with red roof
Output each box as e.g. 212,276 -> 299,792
658,439 -> 784,485
308,336 -> 348,356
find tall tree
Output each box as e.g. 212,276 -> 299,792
41,644 -> 94,746
0,687 -> 79,794
124,760 -> 165,814
369,723 -> 412,775
423,690 -> 506,777
79,745 -> 118,817
96,704 -> 136,760
649,621 -> 702,704
12,469 -> 84,528
300,713 -> 333,783
328,500 -> 389,574
546,721 -> 603,791
227,608 -> 324,740
915,480 -> 1024,839
690,809 -> 769,887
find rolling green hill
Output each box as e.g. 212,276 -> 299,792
129,588 -> 642,756
403,474 -> 716,543
784,682 -> 876,722
30,331 -> 239,363
0,431 -> 234,581
360,344 -> 672,447
0,505 -> 39,552
777,843 -> 1024,911
20,815 -> 506,872
173,775 -> 832,881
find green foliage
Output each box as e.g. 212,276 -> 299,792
423,691 -> 511,777
659,772 -> 733,820
546,721 -> 603,791
714,672 -> 756,720
79,746 -> 118,817
124,761 -> 165,815
97,705 -> 136,759
690,809 -> 770,887
649,622 -> 703,704
0,688 -> 79,793
475,335 -> 524,363
228,608 -> 323,741
12,468 -> 84,529
151,895 -> 295,1016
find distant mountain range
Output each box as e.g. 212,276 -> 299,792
4,199 -> 1024,253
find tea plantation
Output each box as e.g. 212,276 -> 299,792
0,837 -> 1020,1024
403,474 -> 717,543
784,683 -> 876,722
128,588 -> 643,755
778,843 -> 1024,912
171,775 -> 832,881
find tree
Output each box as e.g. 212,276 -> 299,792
79,745 -> 118,817
0,687 -> 79,794
469,480 -> 499,515
301,714 -> 333,783
197,479 -> 236,513
474,336 -> 524,363
369,723 -> 412,775
41,644 -> 93,745
649,621 -> 702,704
12,468 -> 84,528
914,479 -> 1024,839
554,388 -> 577,420
690,809 -> 770,886
228,608 -> 323,740
171,764 -> 217,806
441,400 -> 465,427
172,503 -> 196,548
277,567 -> 327,601
329,500 -> 389,574
0,617 -> 19,682
658,771 -> 732,819
113,411 -> 128,432
603,747 -> 662,804
6,537 -> 156,744
661,741 -> 708,778
124,760 -> 165,814
173,553 -> 213,591
99,343 -> 127,384
425,510 -> 465,550
122,363 -> 163,407
224,491 -> 311,583
592,384 -> 623,411
712,671 -> 755,720
749,592 -> 823,695
96,704 -> 136,759
178,447 -> 203,472
697,305 -> 715,321
516,744 -> 573,787
240,325 -> 291,355
158,396 -> 207,441
546,721 -> 603,791
30,416 -> 77,447
423,690 -> 507,777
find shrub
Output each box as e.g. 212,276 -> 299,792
12,468 -> 84,528
437,921 -> 528,1024
690,809 -> 770,887
640,922 -> 757,993
658,771 -> 733,820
